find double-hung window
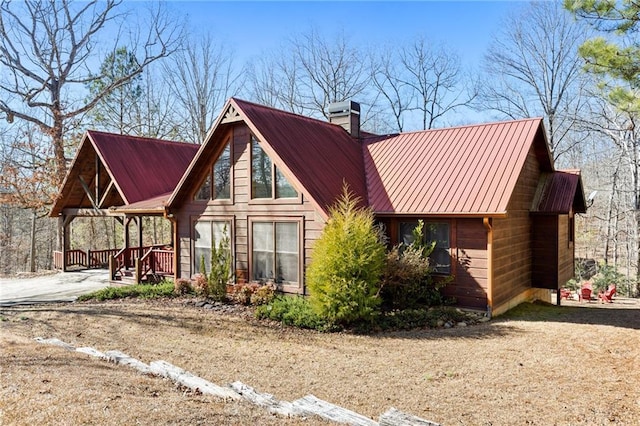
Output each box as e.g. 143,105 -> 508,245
251,221 -> 299,284
399,221 -> 451,274
193,220 -> 231,274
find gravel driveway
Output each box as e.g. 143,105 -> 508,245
0,270 -> 111,307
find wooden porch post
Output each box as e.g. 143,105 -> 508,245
124,217 -> 131,269
137,216 -> 143,259
61,215 -> 73,272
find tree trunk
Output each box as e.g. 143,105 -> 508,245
29,210 -> 37,272
605,163 -> 620,264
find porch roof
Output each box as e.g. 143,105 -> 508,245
50,131 -> 198,217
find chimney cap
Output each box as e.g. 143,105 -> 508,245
328,100 -> 360,116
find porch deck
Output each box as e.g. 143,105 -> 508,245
53,245 -> 174,284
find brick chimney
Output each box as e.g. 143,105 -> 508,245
328,100 -> 360,138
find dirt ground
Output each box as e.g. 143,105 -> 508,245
1,297 -> 639,426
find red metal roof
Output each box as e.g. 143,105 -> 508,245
112,192 -> 173,215
88,131 -> 198,205
533,170 -> 586,214
235,99 -> 368,213
168,98 -> 582,220
364,118 -> 546,215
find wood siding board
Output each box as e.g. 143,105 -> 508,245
490,147 -> 541,307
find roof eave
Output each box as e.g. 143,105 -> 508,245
373,211 -> 508,218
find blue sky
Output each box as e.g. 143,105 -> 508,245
170,1 -> 526,71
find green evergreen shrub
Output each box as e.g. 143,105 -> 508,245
255,296 -> 327,330
208,228 -> 231,301
592,263 -> 626,293
380,220 -> 448,310
307,186 -> 386,325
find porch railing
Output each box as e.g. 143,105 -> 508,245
54,246 -> 173,284
136,247 -> 174,283
53,248 -> 120,270
88,249 -> 119,268
110,244 -> 173,283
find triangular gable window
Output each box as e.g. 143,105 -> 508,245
250,135 -> 297,199
195,141 -> 231,201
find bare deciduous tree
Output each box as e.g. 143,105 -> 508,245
0,0 -> 182,187
372,37 -> 475,131
477,1 -> 589,162
248,29 -> 370,119
577,98 -> 640,294
165,33 -> 241,144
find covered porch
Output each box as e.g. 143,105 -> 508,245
49,130 -> 199,284
52,206 -> 175,284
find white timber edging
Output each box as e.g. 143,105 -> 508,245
291,394 -> 378,426
75,346 -> 107,359
230,381 -> 302,417
34,337 -> 75,350
104,350 -> 153,375
149,360 -> 241,400
34,337 -> 440,426
379,408 -> 441,426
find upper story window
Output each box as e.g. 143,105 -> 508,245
195,142 -> 231,201
251,135 -> 297,199
399,221 -> 451,274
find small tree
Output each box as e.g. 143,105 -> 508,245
208,228 -> 231,301
380,220 -> 446,310
307,186 -> 385,325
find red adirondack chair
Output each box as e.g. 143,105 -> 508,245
580,285 -> 592,302
560,288 -> 572,300
598,284 -> 616,303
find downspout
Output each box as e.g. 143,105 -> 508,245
483,217 -> 493,318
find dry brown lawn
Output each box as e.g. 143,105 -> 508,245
1,297 -> 639,425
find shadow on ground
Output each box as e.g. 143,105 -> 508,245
497,298 -> 640,330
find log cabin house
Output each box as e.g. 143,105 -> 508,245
51,98 -> 586,316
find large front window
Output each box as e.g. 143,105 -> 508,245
251,136 -> 297,199
399,221 -> 451,274
252,221 -> 299,284
194,220 -> 231,273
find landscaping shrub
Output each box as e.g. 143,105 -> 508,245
375,307 -> 470,331
77,280 -> 175,301
307,186 -> 386,326
191,273 -> 208,296
230,282 -> 259,305
174,278 -> 192,295
379,220 -> 448,310
250,282 -> 276,305
196,228 -> 232,301
255,296 -> 328,330
592,263 -> 629,294
208,228 -> 232,301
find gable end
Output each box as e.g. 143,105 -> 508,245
221,105 -> 242,124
